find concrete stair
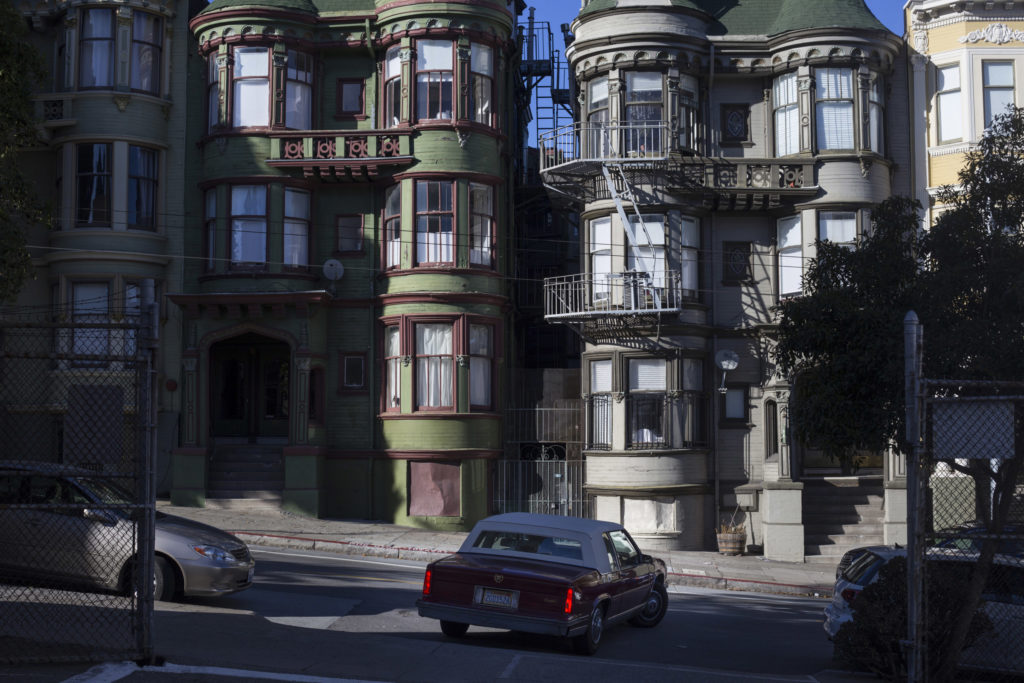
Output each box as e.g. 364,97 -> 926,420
207,443 -> 284,508
803,476 -> 885,564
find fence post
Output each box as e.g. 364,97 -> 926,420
136,279 -> 159,662
905,311 -> 925,682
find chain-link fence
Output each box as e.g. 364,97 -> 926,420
916,387 -> 1024,680
0,314 -> 155,663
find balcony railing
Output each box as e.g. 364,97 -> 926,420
585,392 -> 708,451
539,121 -> 671,173
545,271 -> 688,321
267,130 -> 414,179
505,404 -> 582,444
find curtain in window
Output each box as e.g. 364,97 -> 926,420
590,217 -> 611,300
231,185 -> 266,263
628,358 -> 665,445
416,182 -> 453,264
233,48 -> 269,127
469,324 -> 491,407
590,359 -> 612,393
131,13 -> 161,93
77,143 -> 111,227
774,72 -> 799,156
385,47 -> 402,127
128,146 -> 157,229
816,68 -> 854,149
80,9 -> 113,88
819,211 -> 856,246
286,51 -> 312,129
778,215 -> 802,295
937,66 -> 962,142
385,326 -> 401,408
385,185 -> 402,267
680,216 -> 699,299
416,40 -> 453,120
284,189 -> 309,267
417,324 -> 453,407
471,44 -> 493,124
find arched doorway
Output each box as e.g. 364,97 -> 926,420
210,333 -> 290,440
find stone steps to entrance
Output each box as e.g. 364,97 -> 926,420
803,476 -> 885,561
207,443 -> 283,505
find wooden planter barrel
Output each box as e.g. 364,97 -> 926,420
716,532 -> 745,556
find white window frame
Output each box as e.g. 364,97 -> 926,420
818,211 -> 857,249
937,64 -> 962,144
816,68 -> 854,150
232,47 -> 270,128
778,215 -> 803,297
590,216 -> 612,301
983,61 -> 1015,129
774,72 -> 799,156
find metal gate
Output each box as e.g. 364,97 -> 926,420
493,458 -> 588,518
0,307 -> 157,663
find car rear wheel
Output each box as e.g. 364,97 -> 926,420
629,582 -> 667,627
154,556 -> 176,602
572,603 -> 605,655
440,620 -> 469,637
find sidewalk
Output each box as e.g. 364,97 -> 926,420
158,502 -> 838,599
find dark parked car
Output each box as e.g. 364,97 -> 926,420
0,461 -> 254,600
416,512 -> 668,655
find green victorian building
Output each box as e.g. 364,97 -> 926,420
171,0 -> 522,527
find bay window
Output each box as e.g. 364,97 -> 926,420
588,359 -> 612,450
283,188 -> 309,268
587,76 -> 610,157
232,47 -> 270,128
385,325 -> 401,410
415,180 -> 454,265
627,214 -> 665,292
79,9 -> 114,89
230,185 -> 267,265
470,43 -> 494,125
286,50 -> 313,130
469,183 -> 493,267
774,72 -> 799,156
937,65 -> 962,143
868,77 -> 884,154
677,76 -> 699,149
983,61 -> 1015,128
76,143 -> 111,227
680,215 -> 699,301
625,72 -> 662,155
128,146 -> 157,230
778,215 -> 803,297
628,358 -> 667,448
204,189 -> 216,271
416,323 -> 453,408
72,282 -> 109,360
469,324 -> 492,409
590,216 -> 611,301
416,40 -> 454,121
384,184 -> 402,268
819,211 -> 856,248
816,68 -> 854,150
131,13 -> 162,94
384,47 -> 402,127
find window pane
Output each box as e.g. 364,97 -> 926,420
627,72 -> 661,101
819,68 -> 852,98
344,356 -> 364,388
128,146 -> 157,229
682,358 -> 702,391
76,143 -> 111,226
386,47 -> 401,78
234,80 -> 269,127
591,359 -> 612,393
629,358 -> 666,391
232,185 -> 265,214
817,101 -> 854,149
234,48 -> 269,77
778,215 -> 803,295
984,62 -> 1014,87
819,211 -> 856,244
589,77 -> 608,109
284,188 -> 309,219
341,82 -> 362,112
938,91 -> 962,141
337,216 -> 362,251
417,40 -> 452,69
938,65 -> 960,91
725,388 -> 745,419
471,43 -> 493,76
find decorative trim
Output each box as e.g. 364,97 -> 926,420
960,23 -> 1024,44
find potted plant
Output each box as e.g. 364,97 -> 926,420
716,507 -> 746,556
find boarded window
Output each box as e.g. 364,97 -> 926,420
408,460 -> 460,516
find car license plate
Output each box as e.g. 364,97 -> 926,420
476,587 -> 518,609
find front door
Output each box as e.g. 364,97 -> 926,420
210,334 -> 290,439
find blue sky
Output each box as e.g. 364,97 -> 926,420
527,1 -> 904,39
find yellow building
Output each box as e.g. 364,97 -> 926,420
908,0 -> 1024,225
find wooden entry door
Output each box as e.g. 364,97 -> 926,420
211,335 -> 290,439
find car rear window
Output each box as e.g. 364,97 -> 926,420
472,530 -> 583,560
845,551 -> 886,585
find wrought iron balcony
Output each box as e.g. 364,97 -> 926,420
539,121 -> 671,174
267,130 -> 414,181
545,271 -> 688,321
585,392 -> 708,451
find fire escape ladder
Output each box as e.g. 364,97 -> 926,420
601,163 -> 660,309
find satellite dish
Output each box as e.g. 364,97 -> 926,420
322,259 -> 344,281
715,350 -> 740,371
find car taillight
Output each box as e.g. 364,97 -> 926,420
841,588 -> 860,604
423,569 -> 432,596
564,587 -> 573,614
